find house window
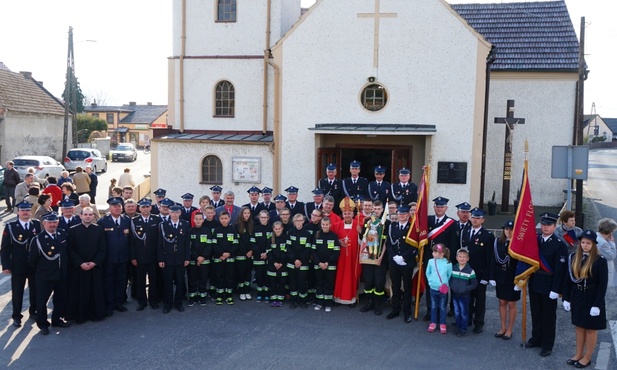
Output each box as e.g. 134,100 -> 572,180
92,113 -> 99,118
201,155 -> 223,184
361,84 -> 388,112
215,81 -> 235,117
217,0 -> 237,22
106,113 -> 114,124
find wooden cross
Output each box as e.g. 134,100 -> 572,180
494,100 -> 526,213
358,0 -> 397,68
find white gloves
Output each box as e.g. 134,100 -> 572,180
513,285 -> 521,292
562,301 -> 571,312
489,280 -> 496,287
393,255 -> 407,266
549,291 -> 559,300
480,280 -> 488,285
590,307 -> 600,316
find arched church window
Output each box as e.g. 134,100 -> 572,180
214,80 -> 235,117
217,0 -> 237,22
361,83 -> 388,112
201,155 -> 223,184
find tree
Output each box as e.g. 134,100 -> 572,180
61,70 -> 85,113
75,114 -> 107,143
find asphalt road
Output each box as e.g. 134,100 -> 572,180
0,149 -> 614,369
92,149 -> 151,205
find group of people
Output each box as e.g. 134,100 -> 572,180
1,160 -> 614,368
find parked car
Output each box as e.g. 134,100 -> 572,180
0,166 -> 5,199
63,148 -> 108,173
111,143 -> 137,162
12,156 -> 65,180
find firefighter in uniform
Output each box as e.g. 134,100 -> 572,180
367,165 -> 390,204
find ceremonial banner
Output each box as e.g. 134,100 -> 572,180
508,162 -> 548,287
405,167 -> 428,249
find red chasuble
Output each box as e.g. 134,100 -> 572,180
332,219 -> 361,304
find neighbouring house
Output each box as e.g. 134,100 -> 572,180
602,118 -> 617,141
582,115 -> 614,143
0,66 -> 71,162
84,102 -> 167,147
154,0 -> 581,207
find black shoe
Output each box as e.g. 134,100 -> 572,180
404,315 -> 413,323
114,305 -> 128,312
539,349 -> 552,357
29,313 -> 37,321
422,313 -> 430,322
40,327 -> 50,335
176,305 -> 185,312
525,340 -> 540,348
495,331 -> 505,338
187,299 -> 196,307
150,304 -> 159,310
136,305 -> 146,311
199,298 -> 207,307
162,307 -> 171,314
359,301 -> 375,313
290,302 -> 298,309
472,326 -> 483,334
574,360 -> 590,368
456,330 -> 468,337
105,310 -> 114,317
51,320 -> 71,328
566,359 -> 580,366
13,319 -> 22,328
451,327 -> 461,336
386,311 -> 400,320
374,306 -> 382,316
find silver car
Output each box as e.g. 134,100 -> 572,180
111,143 -> 138,162
63,148 -> 108,173
12,156 -> 65,181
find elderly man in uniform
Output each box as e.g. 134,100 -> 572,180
150,188 -> 167,215
463,208 -> 494,334
342,160 -> 369,201
130,198 -> 162,310
158,205 -> 190,313
98,197 -> 132,316
526,212 -> 568,357
285,186 -> 305,217
1,201 -> 42,327
368,165 -> 390,204
389,168 -> 418,206
180,193 -> 197,223
29,213 -> 71,335
210,185 -> 224,208
304,188 -> 325,221
260,187 -> 275,212
58,200 -> 81,232
67,206 -> 107,323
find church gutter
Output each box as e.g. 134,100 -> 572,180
268,59 -> 281,193
479,45 -> 496,209
262,0 -> 271,136
179,0 -> 187,133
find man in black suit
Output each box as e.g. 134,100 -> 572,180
150,188 -> 166,215
367,165 -> 390,204
342,160 -> 369,201
389,168 -> 418,206
244,186 -> 263,219
180,193 -> 198,223
285,186 -> 305,217
260,187 -> 276,212
1,201 -> 42,327
210,186 -> 224,208
463,208 -> 495,334
318,163 -> 343,207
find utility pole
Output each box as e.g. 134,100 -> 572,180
62,26 -> 75,157
575,17 -> 586,227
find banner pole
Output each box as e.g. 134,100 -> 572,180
521,279 -> 528,348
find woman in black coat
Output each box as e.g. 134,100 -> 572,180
562,230 -> 608,368
489,220 -> 519,340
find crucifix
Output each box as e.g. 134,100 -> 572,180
358,0 -> 397,68
494,100 -> 526,213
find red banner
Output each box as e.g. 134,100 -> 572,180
406,167 -> 428,249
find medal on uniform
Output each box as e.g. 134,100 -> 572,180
18,235 -> 23,240
51,246 -> 55,250
48,251 -> 52,255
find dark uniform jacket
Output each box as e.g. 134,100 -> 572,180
243,203 -> 263,220
342,177 -> 369,200
259,201 -> 275,213
189,225 -> 212,263
150,204 -> 161,215
489,238 -> 518,285
67,223 -> 106,268
180,206 -> 198,223
253,224 -> 272,266
268,234 -> 288,267
58,215 -> 81,232
235,221 -> 256,259
386,221 -> 417,269
158,219 -> 191,266
212,224 -> 239,260
286,227 -> 312,267
304,202 -> 323,221
450,220 -> 471,259
318,178 -> 343,203
211,199 -> 224,209
528,234 -> 568,295
29,230 -> 69,281
427,215 -> 456,263
98,214 -> 132,264
286,201 -> 305,217
1,219 -> 42,274
463,227 -> 494,282
389,182 -> 418,205
368,180 -> 390,203
130,214 -> 161,264
311,231 -> 340,267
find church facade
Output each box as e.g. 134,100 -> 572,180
153,0 -> 580,207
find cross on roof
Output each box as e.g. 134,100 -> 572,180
358,0 -> 397,69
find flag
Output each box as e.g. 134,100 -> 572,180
406,166 -> 428,249
508,162 -> 547,286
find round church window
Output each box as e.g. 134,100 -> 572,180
361,83 -> 388,112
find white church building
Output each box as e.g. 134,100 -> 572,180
152,0 -> 580,207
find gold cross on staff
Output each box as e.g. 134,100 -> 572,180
358,0 -> 397,68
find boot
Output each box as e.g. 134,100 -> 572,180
374,296 -> 382,316
359,294 -> 375,313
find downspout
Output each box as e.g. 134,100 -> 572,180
268,59 -> 281,193
179,0 -> 186,133
262,0 -> 272,135
479,45 -> 496,209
